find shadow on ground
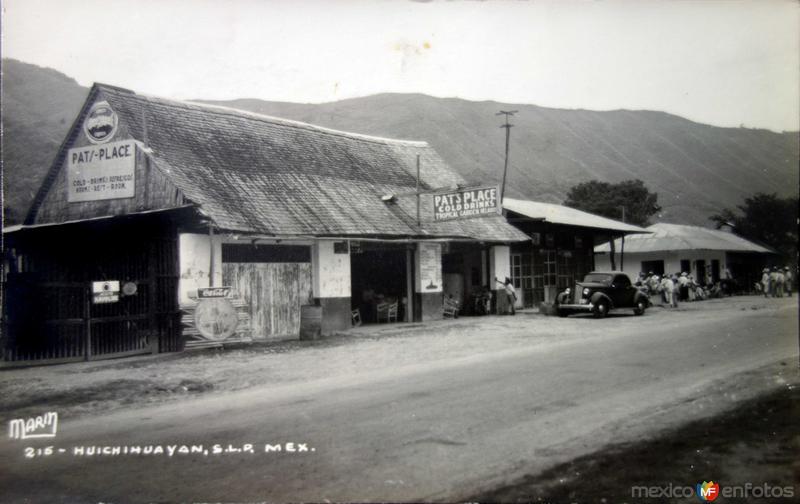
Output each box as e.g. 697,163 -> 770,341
471,382 -> 799,503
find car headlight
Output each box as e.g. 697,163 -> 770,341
583,288 -> 591,296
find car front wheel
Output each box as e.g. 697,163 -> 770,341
593,301 -> 609,318
633,300 -> 646,315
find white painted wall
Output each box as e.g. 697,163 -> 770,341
312,239 -> 351,298
415,242 -> 443,293
489,245 -> 511,286
178,233 -> 223,305
595,250 -> 728,281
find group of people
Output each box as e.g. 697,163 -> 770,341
635,271 -> 724,308
758,266 -> 793,298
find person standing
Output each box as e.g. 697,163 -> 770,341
769,268 -> 780,298
774,268 -> 785,298
670,274 -> 680,307
678,272 -> 690,301
761,268 -> 771,298
495,277 -> 517,315
687,275 -> 697,301
648,274 -> 661,306
661,275 -> 677,308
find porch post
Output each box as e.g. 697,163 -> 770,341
406,246 -> 415,322
209,224 -> 216,287
414,242 -> 443,321
84,285 -> 92,361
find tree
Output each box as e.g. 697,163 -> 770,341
710,193 -> 798,264
563,179 -> 661,271
563,179 -> 661,227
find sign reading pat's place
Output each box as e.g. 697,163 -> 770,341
432,185 -> 500,222
67,139 -> 136,202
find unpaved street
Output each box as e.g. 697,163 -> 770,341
0,297 -> 797,502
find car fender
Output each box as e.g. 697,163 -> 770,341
590,292 -> 612,309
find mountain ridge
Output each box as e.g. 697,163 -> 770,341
3,58 -> 798,227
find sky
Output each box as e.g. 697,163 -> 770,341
2,0 -> 799,132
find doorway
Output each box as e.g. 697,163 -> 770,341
350,242 -> 409,324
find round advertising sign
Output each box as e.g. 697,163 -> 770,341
84,101 -> 118,144
193,298 -> 239,341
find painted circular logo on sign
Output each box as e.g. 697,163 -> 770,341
194,298 -> 239,341
84,101 -> 118,144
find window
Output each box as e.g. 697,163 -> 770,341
583,273 -> 613,285
613,274 -> 631,287
333,241 -> 349,254
511,254 -> 523,289
543,250 -> 557,287
222,244 -> 311,263
641,260 -> 664,276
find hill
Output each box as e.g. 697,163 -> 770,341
2,58 -> 798,227
2,59 -> 89,223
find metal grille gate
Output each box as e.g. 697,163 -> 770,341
2,217 -> 182,366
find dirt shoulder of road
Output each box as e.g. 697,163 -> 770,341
1,296 -> 796,422
471,383 -> 800,504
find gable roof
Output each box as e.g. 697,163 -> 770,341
594,223 -> 775,253
27,84 -> 527,242
502,198 -> 649,234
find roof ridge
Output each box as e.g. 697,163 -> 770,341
96,84 -> 431,147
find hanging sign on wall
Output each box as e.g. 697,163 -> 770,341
67,139 -> 136,202
432,185 -> 500,222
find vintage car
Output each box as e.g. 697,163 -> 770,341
557,271 -> 648,318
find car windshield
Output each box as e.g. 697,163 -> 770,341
583,273 -> 613,285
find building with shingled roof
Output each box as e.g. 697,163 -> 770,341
501,198 -> 650,307
594,222 -> 775,288
3,83 -> 528,365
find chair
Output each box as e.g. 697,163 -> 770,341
377,301 -> 398,323
351,309 -> 362,327
443,297 -> 460,318
387,301 -> 398,322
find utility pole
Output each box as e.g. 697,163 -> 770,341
497,110 -> 517,203
620,206 -> 626,271
416,154 -> 421,227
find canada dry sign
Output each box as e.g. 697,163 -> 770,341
432,185 -> 500,222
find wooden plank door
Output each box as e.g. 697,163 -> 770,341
223,263 -> 313,339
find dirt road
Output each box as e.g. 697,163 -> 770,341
0,297 -> 797,502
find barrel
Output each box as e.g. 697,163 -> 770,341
299,305 -> 323,340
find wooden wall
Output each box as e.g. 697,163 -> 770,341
223,263 -> 314,339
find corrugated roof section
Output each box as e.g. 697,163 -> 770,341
594,223 -> 775,253
502,198 -> 649,234
92,85 -> 526,242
